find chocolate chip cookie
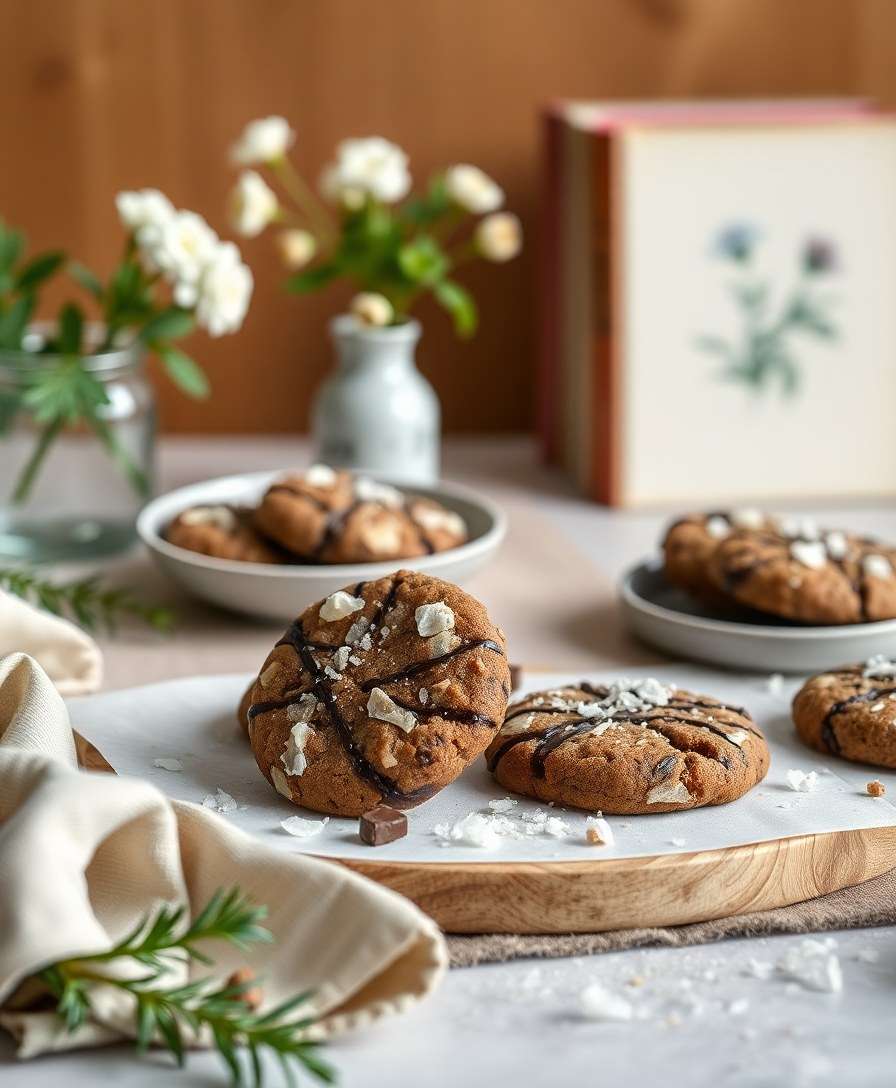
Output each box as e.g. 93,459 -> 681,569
662,509 -> 770,601
793,656 -> 896,768
710,523 -> 896,625
167,505 -> 285,564
246,569 -> 510,816
485,678 -> 769,813
253,465 -> 467,564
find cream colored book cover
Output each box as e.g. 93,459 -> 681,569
616,120 -> 896,506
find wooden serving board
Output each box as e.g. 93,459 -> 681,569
74,731 -> 896,935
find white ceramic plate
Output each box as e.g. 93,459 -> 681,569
620,559 -> 896,673
137,471 -> 506,622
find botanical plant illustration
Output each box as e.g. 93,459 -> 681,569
696,223 -> 839,396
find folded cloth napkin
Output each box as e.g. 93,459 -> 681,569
0,653 -> 446,1059
0,590 -> 102,695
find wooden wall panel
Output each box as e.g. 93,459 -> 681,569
0,0 -> 888,434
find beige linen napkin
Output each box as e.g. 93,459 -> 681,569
0,653 -> 446,1059
0,589 -> 102,695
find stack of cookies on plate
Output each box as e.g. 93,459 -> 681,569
663,509 -> 896,625
166,464 -> 468,566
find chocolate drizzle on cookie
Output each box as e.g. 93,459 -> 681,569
820,685 -> 896,755
360,639 -> 504,692
488,686 -> 756,777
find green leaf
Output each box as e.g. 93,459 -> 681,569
22,358 -> 108,424
140,306 -> 195,345
0,224 -> 24,273
433,279 -> 477,338
57,303 -> 84,355
0,294 -> 35,350
69,261 -> 105,301
15,251 -> 65,292
285,262 -> 341,294
399,174 -> 450,227
158,346 -> 210,399
398,236 -> 448,286
0,390 -> 22,435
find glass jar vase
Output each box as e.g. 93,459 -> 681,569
0,331 -> 156,562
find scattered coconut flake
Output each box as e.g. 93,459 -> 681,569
543,816 -> 571,838
179,505 -> 237,531
287,694 -> 317,724
259,661 -> 281,688
281,815 -> 329,839
153,757 -> 183,772
319,590 -> 365,622
790,540 -> 827,570
585,816 -> 614,846
579,983 -> 634,1022
415,601 -> 455,637
270,766 -> 292,799
367,687 -> 417,732
304,463 -> 336,488
863,654 -> 896,679
863,554 -> 893,580
359,632 -> 373,652
345,616 -> 370,646
743,958 -> 774,980
418,687 -> 429,705
488,797 -> 517,814
730,508 -> 764,530
668,837 -> 687,847
646,781 -> 692,805
203,788 -> 237,814
428,629 -> 461,657
824,531 -> 848,560
776,939 -> 843,993
786,769 -> 819,793
433,812 -> 511,849
332,646 -> 351,672
281,722 -> 314,776
348,654 -> 362,667
323,665 -> 342,681
354,477 -> 402,507
705,516 -> 730,539
725,729 -> 750,747
767,673 -> 784,696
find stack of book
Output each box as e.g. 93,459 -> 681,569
538,99 -> 896,506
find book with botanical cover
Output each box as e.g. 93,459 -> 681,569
538,99 -> 896,507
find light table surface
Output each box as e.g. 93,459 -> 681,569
3,436 -> 894,1088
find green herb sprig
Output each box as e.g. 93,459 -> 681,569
37,888 -> 335,1088
0,566 -> 174,634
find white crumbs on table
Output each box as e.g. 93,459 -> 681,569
786,769 -> 819,793
281,815 -> 330,839
153,757 -> 183,772
776,938 -> 843,994
579,983 -> 635,1022
433,804 -> 574,849
202,787 -> 238,814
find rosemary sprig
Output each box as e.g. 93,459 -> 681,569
0,566 -> 174,634
36,888 -> 335,1088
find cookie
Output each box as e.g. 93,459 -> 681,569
792,655 -> 896,768
485,678 -> 768,814
253,465 -> 467,564
662,509 -> 772,601
167,505 -> 285,564
710,520 -> 896,625
245,569 -> 510,816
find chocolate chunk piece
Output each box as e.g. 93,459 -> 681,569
360,805 -> 408,846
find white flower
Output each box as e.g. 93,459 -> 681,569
350,292 -> 393,327
326,137 -> 411,205
444,164 -> 504,214
151,210 -> 220,304
275,229 -> 316,269
195,242 -> 254,337
230,116 -> 295,165
475,212 -> 522,262
229,170 -> 279,237
115,189 -> 175,237
319,163 -> 366,210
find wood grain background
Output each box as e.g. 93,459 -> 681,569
2,0 -> 894,434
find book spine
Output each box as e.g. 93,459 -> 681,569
537,110 -> 565,464
588,132 -> 616,504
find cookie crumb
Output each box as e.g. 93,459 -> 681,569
585,815 -> 614,846
867,779 -> 886,797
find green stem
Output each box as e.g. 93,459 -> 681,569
87,416 -> 150,498
270,158 -> 337,246
11,417 -> 63,503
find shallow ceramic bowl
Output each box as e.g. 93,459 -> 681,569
137,471 -> 506,622
620,559 -> 896,674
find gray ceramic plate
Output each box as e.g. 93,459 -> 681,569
138,471 -> 505,622
619,559 -> 896,674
